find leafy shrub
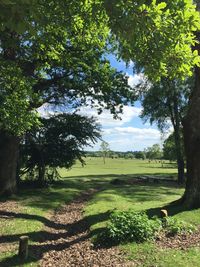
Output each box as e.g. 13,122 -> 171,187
163,217 -> 196,236
96,210 -> 197,246
103,210 -> 162,244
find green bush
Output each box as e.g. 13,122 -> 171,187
96,210 -> 197,246
103,211 -> 162,244
163,217 -> 196,236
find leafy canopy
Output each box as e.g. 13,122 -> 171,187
138,77 -> 192,131
105,0 -> 200,80
0,0 -> 133,136
1,0 -> 199,136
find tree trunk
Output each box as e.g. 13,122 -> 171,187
173,91 -> 185,184
183,66 -> 200,207
37,148 -> 46,185
103,155 -> 105,164
38,163 -> 45,185
0,131 -> 20,196
173,120 -> 185,184
182,26 -> 200,207
177,158 -> 184,184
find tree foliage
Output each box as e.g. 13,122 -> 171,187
138,77 -> 191,131
145,144 -> 163,160
138,77 -> 191,183
106,0 -> 200,80
20,113 -> 101,183
0,0 -> 133,136
163,133 -> 179,161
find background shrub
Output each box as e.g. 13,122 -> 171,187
104,211 -> 162,244
96,210 -> 197,246
163,217 -> 196,236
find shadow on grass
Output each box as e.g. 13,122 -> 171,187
89,182 -> 184,206
62,172 -> 177,180
0,173 -> 179,212
0,173 -> 184,266
0,210 -> 67,231
142,166 -> 177,170
0,209 -> 111,266
0,254 -> 38,267
146,199 -> 197,219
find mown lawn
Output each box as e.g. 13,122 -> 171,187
1,158 -> 200,266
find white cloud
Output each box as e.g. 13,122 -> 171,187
86,126 -> 161,151
78,105 -> 142,127
37,103 -> 54,118
37,97 -> 162,152
103,127 -> 160,140
128,73 -> 144,88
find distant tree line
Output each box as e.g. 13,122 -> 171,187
85,143 -> 166,161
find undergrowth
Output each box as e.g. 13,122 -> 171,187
96,210 -> 197,245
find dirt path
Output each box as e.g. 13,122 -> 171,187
0,200 -> 21,254
156,229 -> 200,250
1,190 -> 200,266
30,189 -> 134,267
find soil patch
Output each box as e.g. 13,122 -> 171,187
156,229 -> 200,250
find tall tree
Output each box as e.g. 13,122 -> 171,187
138,77 -> 191,183
183,1 -> 200,207
0,1 -> 133,195
105,0 -> 200,207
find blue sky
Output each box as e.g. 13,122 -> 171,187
80,54 -> 164,152
38,54 -> 164,152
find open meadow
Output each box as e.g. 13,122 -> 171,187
1,158 -> 200,266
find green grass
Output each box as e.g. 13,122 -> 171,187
59,158 -> 177,178
84,182 -> 200,266
123,242 -> 200,267
0,178 -> 96,266
79,159 -> 200,267
1,158 -> 200,266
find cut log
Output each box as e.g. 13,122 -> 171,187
160,209 -> 168,218
18,236 -> 29,260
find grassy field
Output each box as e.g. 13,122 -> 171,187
1,158 -> 200,266
59,157 -> 177,177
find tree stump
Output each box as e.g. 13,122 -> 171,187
160,209 -> 168,218
18,236 -> 29,260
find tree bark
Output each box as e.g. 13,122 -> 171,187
182,26 -> 200,207
0,131 -> 20,196
183,66 -> 200,207
166,79 -> 185,184
173,101 -> 185,184
177,158 -> 185,184
18,236 -> 29,260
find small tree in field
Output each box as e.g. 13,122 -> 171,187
145,144 -> 163,160
100,141 -> 110,164
20,114 -> 101,185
